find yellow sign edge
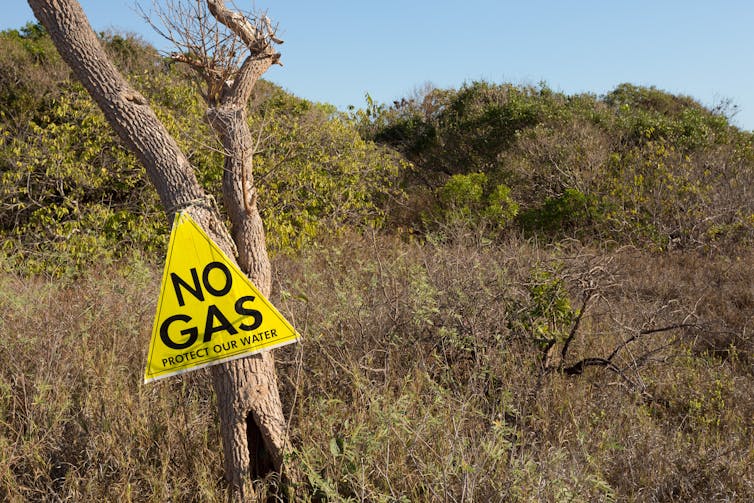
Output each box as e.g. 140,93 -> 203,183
144,211 -> 184,384
144,335 -> 300,384
143,212 -> 300,384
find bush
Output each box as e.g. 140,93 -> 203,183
428,172 -> 518,237
519,188 -> 593,235
0,26 -> 406,274
249,91 -> 407,249
361,80 -> 754,249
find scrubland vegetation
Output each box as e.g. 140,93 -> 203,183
1,24 -> 753,501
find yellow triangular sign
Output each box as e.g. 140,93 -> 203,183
144,212 -> 300,383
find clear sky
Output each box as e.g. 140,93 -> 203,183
5,1 -> 754,131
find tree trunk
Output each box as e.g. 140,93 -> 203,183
207,103 -> 288,489
28,0 -> 290,498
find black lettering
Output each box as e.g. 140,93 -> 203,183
235,296 -> 263,331
171,268 -> 203,307
203,304 -> 238,342
160,314 -> 198,349
203,262 -> 232,297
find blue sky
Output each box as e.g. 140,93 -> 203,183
6,1 -> 754,130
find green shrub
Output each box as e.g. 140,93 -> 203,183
362,80 -> 754,249
248,91 -> 407,249
431,172 -> 518,236
519,188 -> 593,234
439,172 -> 486,211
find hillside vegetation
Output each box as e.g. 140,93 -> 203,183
0,24 -> 404,274
1,24 -> 753,501
358,80 -> 754,250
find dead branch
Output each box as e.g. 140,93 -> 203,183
559,287 -> 596,366
207,0 -> 261,48
607,322 -> 697,362
558,321 -> 697,395
207,0 -> 283,57
138,0 -> 283,101
562,357 -> 642,390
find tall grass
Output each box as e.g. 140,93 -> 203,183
0,257 -> 228,502
1,235 -> 752,501
276,233 -> 753,501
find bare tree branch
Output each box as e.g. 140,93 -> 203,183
559,288 -> 595,366
138,0 -> 282,108
207,0 -> 261,48
607,322 -> 697,363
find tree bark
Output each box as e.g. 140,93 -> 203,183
204,31 -> 287,492
28,0 -> 290,498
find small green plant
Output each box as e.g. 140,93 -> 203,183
509,266 -> 577,347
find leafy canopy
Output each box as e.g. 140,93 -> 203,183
0,24 -> 405,275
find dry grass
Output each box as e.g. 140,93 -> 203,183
1,235 -> 753,501
275,233 -> 754,501
0,257 -> 228,502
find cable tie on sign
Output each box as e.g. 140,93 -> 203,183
167,194 -> 218,215
167,194 -> 239,258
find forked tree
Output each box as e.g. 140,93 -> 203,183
27,0 -> 292,498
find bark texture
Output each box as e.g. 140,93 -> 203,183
207,99 -> 288,491
28,0 -> 289,499
196,0 -> 289,494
